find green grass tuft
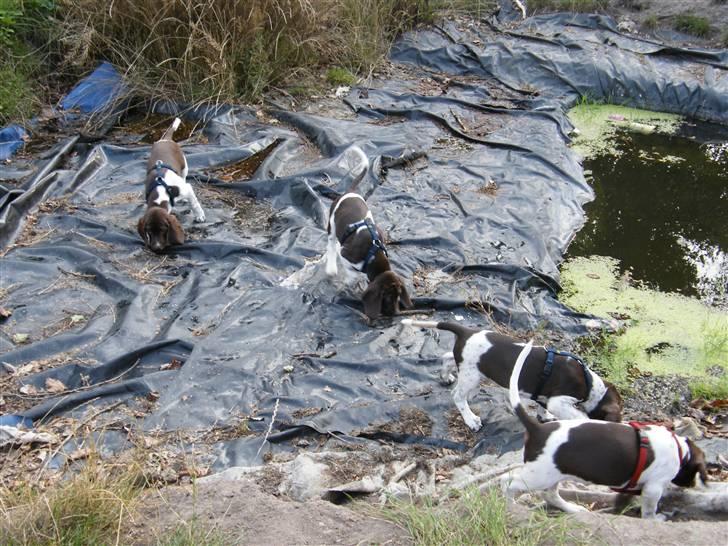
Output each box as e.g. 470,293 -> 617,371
380,487 -> 584,546
326,67 -> 357,86
157,520 -> 231,546
673,14 -> 711,37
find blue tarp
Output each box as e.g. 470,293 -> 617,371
60,61 -> 126,114
0,124 -> 27,161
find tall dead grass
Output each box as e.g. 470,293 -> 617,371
54,0 -> 440,108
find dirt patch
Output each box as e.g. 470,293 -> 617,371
129,477 -> 411,546
363,406 -> 434,437
194,184 -> 276,237
446,407 -> 478,446
207,139 -> 283,181
291,407 -> 323,419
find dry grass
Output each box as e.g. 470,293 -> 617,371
0,453 -> 144,546
53,0 -> 442,112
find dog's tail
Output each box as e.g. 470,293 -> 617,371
509,340 -> 539,433
401,319 -> 475,340
160,117 -> 182,141
344,145 -> 369,193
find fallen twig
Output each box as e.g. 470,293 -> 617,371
254,397 -> 279,460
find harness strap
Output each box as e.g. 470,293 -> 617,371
146,160 -> 180,176
530,349 -> 593,403
145,160 -> 178,207
612,422 -> 651,494
671,431 -> 684,464
340,218 -> 388,273
530,349 -> 555,401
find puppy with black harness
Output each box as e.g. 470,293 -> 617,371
401,320 -> 622,430
138,117 -> 205,253
502,340 -> 708,520
325,146 -> 413,320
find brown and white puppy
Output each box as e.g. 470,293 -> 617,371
137,118 -> 205,253
324,146 -> 412,320
401,320 -> 622,430
502,341 -> 708,520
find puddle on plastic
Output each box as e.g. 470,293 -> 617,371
566,113 -> 728,306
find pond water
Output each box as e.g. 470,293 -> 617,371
565,122 -> 728,307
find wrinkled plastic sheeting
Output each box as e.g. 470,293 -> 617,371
1,14 -> 726,467
60,62 -> 127,114
392,14 -> 728,123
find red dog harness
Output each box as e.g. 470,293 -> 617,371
612,421 -> 685,494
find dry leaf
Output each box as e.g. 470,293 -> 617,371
19,384 -> 38,396
0,307 -> 12,320
160,358 -> 182,371
45,378 -> 67,394
12,333 -> 29,344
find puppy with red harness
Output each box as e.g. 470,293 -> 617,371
137,118 -> 205,253
502,341 -> 708,520
325,146 -> 413,320
401,320 -> 622,430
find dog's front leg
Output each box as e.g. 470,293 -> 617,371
640,484 -> 667,520
324,232 -> 339,277
546,396 -> 588,420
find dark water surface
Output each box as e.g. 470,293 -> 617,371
566,123 -> 728,303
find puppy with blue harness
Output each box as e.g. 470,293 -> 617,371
401,320 -> 623,430
325,146 -> 413,320
138,117 -> 206,253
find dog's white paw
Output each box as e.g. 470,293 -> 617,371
194,213 -> 206,223
440,373 -> 456,386
465,415 -> 482,431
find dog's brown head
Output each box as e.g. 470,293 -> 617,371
361,271 -> 413,320
672,438 -> 708,488
587,381 -> 623,422
137,207 -> 184,253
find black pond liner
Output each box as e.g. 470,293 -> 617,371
1,14 -> 726,467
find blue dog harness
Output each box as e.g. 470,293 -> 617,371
530,348 -> 593,403
340,218 -> 388,273
145,160 -> 179,207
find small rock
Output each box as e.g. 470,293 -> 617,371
673,417 -> 704,440
283,365 -> 294,373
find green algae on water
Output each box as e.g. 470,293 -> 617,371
560,256 -> 728,397
568,104 -> 682,159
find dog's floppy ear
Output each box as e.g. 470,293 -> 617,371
167,214 -> 185,246
687,439 -> 709,485
137,216 -> 147,243
361,278 -> 384,320
399,282 -> 413,309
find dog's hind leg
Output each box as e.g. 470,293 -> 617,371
542,484 -> 588,514
440,352 -> 456,385
452,361 -> 482,431
546,396 -> 588,420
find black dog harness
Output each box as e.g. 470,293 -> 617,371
530,348 -> 593,403
145,160 -> 179,207
340,218 -> 388,272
